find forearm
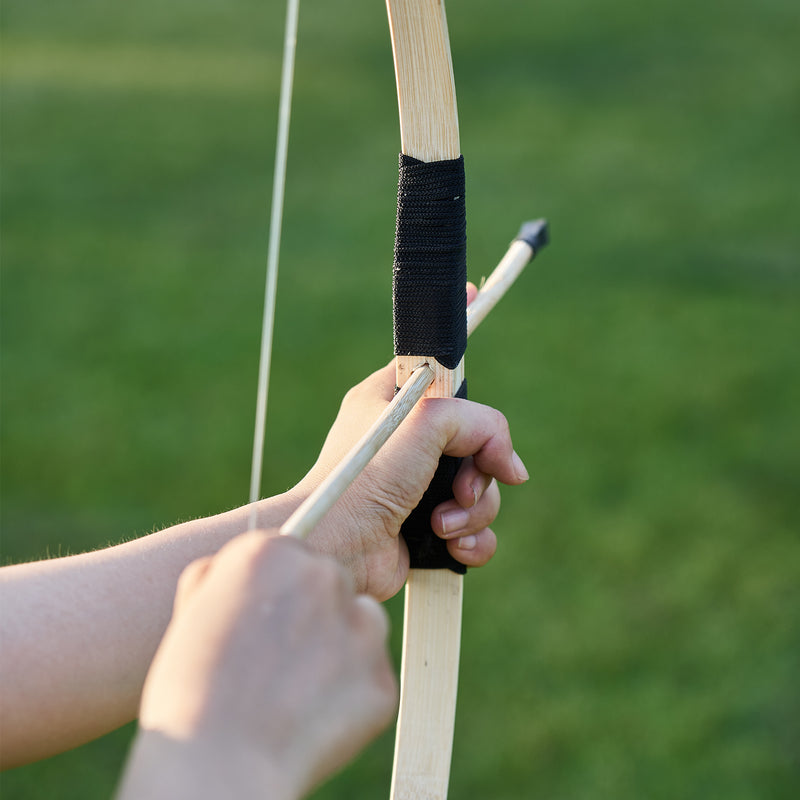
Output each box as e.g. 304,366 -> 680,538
0,491 -> 301,768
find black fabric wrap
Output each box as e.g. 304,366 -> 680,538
392,154 -> 468,573
400,380 -> 468,573
393,154 -> 467,370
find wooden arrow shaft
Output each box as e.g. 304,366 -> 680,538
279,231 -> 541,543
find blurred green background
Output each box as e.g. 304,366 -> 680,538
2,0 -> 798,797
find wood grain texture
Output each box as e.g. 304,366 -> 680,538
390,569 -> 463,800
387,1 -> 464,798
386,0 -> 460,162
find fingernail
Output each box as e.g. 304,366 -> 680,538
441,509 -> 469,537
512,451 -> 530,482
457,534 -> 477,551
470,483 -> 480,507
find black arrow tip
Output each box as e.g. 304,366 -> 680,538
515,219 -> 549,253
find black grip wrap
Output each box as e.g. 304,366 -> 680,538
393,154 -> 467,369
400,380 -> 468,573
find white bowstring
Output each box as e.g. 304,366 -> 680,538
248,0 -> 301,531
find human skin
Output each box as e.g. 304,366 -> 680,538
0,353 -> 527,768
116,532 -> 398,800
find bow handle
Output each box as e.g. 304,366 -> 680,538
393,153 -> 468,573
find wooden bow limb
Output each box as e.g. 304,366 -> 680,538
386,1 -> 463,798
250,2 -> 547,795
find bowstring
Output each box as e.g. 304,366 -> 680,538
248,0 -> 301,531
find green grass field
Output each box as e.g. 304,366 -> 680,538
2,1 -> 798,797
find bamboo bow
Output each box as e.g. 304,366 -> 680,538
385,3 -> 464,798
255,3 -> 547,797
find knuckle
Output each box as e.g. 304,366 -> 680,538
235,529 -> 276,560
341,383 -> 362,406
493,408 -> 511,439
476,501 -> 498,529
175,557 -> 206,595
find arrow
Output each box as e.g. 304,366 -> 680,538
280,224 -> 549,541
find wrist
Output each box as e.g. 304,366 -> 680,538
247,488 -> 307,533
117,728 -> 300,800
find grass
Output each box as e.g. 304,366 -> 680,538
2,0 -> 799,797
